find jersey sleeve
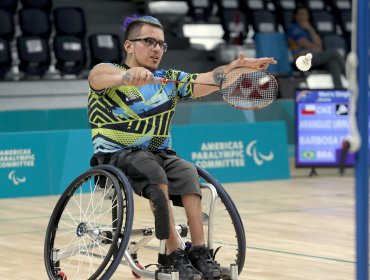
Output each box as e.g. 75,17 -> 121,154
89,86 -> 110,96
164,69 -> 198,100
89,63 -> 125,97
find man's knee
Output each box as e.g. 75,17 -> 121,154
179,161 -> 199,182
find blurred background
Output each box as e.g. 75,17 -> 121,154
0,0 -> 352,165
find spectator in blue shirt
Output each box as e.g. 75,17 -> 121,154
287,5 -> 346,88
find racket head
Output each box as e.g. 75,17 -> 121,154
221,67 -> 278,110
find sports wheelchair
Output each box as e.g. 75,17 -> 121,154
44,164 -> 246,280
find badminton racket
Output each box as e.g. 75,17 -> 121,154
124,67 -> 278,110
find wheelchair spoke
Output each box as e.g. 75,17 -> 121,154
45,168 -> 129,280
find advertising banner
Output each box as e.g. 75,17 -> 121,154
172,122 -> 290,183
0,133 -> 49,198
0,122 -> 290,198
0,130 -> 92,198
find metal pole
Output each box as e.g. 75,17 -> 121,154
355,0 -> 369,279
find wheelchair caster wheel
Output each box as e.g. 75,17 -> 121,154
132,262 -> 144,278
57,271 -> 67,280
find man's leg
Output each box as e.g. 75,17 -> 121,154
182,193 -> 223,279
155,184 -> 202,280
181,193 -> 205,246
161,154 -> 220,278
157,183 -> 183,254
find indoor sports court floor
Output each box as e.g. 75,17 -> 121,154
0,162 -> 354,280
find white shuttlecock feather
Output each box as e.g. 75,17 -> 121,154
295,53 -> 313,71
258,76 -> 270,86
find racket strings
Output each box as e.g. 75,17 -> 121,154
221,69 -> 278,110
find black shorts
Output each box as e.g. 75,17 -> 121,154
92,149 -> 201,206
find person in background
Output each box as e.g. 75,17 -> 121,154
226,10 -> 247,45
88,15 -> 276,280
287,5 -> 346,88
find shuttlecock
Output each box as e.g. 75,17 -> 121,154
258,75 -> 270,86
295,53 -> 313,71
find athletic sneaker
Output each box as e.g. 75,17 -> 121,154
166,249 -> 203,280
187,245 -> 222,280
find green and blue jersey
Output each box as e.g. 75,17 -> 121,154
88,63 -> 198,154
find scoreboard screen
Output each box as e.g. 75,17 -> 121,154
295,89 -> 355,167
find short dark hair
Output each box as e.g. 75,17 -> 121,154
123,15 -> 163,41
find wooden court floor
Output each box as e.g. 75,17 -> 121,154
0,165 -> 355,280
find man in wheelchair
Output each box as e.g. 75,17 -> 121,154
88,15 -> 272,280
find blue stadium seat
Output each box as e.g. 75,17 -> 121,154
254,32 -> 292,75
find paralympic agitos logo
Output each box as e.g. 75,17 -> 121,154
8,170 -> 26,186
245,140 -> 274,166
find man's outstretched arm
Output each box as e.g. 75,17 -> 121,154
192,52 -> 277,98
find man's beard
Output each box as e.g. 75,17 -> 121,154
138,55 -> 160,72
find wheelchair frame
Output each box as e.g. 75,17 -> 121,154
44,164 -> 246,280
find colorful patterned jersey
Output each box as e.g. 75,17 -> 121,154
88,64 -> 198,154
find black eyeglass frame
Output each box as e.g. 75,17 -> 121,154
128,37 -> 168,52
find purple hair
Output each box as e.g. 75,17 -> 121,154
122,15 -> 163,32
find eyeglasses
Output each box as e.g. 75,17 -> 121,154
129,37 -> 168,52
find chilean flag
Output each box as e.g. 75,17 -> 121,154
301,104 -> 316,115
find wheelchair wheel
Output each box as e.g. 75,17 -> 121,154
199,167 -> 246,277
44,166 -> 134,280
173,167 -> 246,279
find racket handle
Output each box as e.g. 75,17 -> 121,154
122,73 -> 163,84
152,77 -> 163,83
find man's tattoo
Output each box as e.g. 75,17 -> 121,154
213,66 -> 225,86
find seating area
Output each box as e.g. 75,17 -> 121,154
0,0 -> 352,98
0,0 -> 134,80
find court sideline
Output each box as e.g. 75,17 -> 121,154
0,164 -> 354,280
